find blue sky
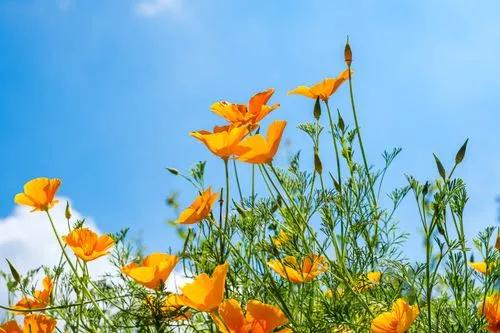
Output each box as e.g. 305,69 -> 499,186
1,0 -> 499,256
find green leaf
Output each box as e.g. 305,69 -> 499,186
433,154 -> 446,179
455,138 -> 469,165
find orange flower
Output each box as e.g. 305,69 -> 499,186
177,262 -> 229,312
211,299 -> 288,333
62,228 -> 115,262
469,261 -> 495,275
211,88 -> 280,126
481,293 -> 500,332
14,276 -> 52,311
177,188 -> 219,224
235,120 -> 287,164
371,298 -> 419,333
163,294 -> 192,321
122,253 -> 179,289
356,271 -> 382,292
0,320 -> 21,333
190,125 -> 248,160
267,255 -> 327,283
288,69 -> 351,101
14,178 -> 61,212
1,314 -> 57,333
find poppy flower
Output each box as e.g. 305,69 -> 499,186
177,188 -> 219,224
288,69 -> 351,101
1,314 -> 57,333
177,262 -> 229,312
211,298 -> 289,333
211,88 -> 280,126
356,271 -> 382,292
14,178 -> 61,212
371,298 -> 419,333
14,276 -> 52,311
122,253 -> 179,289
272,230 -> 290,248
235,120 -> 287,164
267,255 -> 327,283
190,125 -> 248,160
481,293 -> 500,332
469,261 -> 495,275
62,228 -> 115,262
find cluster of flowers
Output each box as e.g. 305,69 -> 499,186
2,44 -> 499,332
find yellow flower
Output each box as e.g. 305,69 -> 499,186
14,178 -> 61,212
469,261 -> 495,275
177,188 -> 219,224
62,228 -> 115,262
371,298 -> 419,333
325,287 -> 344,299
480,293 -> 500,333
177,262 -> 229,312
211,88 -> 280,126
1,314 -> 57,333
267,255 -> 328,283
272,230 -> 290,248
122,253 -> 179,289
288,69 -> 351,101
211,298 -> 289,333
14,276 -> 52,311
190,125 -> 248,160
356,271 -> 382,292
235,120 -> 287,164
331,325 -> 354,333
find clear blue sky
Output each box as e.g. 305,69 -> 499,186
1,0 -> 499,254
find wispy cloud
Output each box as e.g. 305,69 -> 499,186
135,0 -> 181,17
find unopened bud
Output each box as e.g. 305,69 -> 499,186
65,201 -> 72,220
166,167 -> 179,175
314,97 -> 321,120
495,231 -> 500,250
344,40 -> 352,66
314,152 -> 323,174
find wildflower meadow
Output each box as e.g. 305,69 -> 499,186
1,41 -> 499,333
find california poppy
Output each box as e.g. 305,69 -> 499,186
14,178 -> 61,212
14,276 -> 52,311
469,261 -> 495,275
62,228 -> 115,262
267,255 -> 327,283
272,230 -> 290,248
235,120 -> 286,164
371,298 -> 419,333
288,69 -> 351,101
191,125 -> 248,160
211,299 -> 288,333
122,253 -> 179,289
177,262 -> 228,312
1,314 -> 57,333
177,188 -> 219,224
211,88 -> 279,126
481,293 -> 500,332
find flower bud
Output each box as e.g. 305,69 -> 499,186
65,201 -> 72,220
314,97 -> 321,120
314,151 -> 323,174
344,40 -> 352,66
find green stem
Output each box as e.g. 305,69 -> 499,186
232,159 -> 243,204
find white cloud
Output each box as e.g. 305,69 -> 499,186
135,0 -> 182,17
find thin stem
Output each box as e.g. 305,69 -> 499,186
232,159 -> 244,204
